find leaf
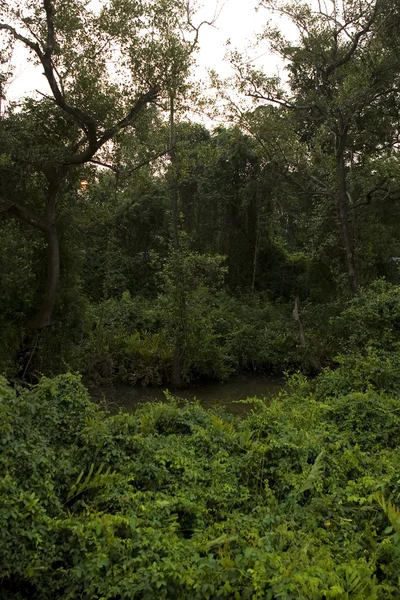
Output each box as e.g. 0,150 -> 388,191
298,451 -> 324,495
376,491 -> 400,534
66,463 -> 112,503
203,534 -> 238,551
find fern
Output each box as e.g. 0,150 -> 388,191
66,463 -> 111,503
298,451 -> 325,495
344,566 -> 367,596
376,491 -> 400,533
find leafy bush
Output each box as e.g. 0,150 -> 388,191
71,293 -> 171,384
332,280 -> 400,354
3,363 -> 400,598
293,281 -> 400,371
314,347 -> 400,397
220,294 -> 300,372
68,287 -> 300,385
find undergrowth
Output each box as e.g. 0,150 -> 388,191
2,353 -> 400,598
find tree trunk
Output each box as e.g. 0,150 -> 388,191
169,95 -> 182,387
28,176 -> 61,329
292,296 -> 306,346
171,342 -> 181,388
251,188 -> 261,294
335,117 -> 359,295
169,96 -> 180,251
28,223 -> 60,329
336,149 -> 359,294
292,296 -> 321,372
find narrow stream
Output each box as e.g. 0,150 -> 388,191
91,374 -> 285,416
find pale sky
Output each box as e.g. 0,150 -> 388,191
195,0 -> 270,78
3,0 -> 295,110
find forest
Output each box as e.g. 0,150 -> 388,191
2,0 -> 400,597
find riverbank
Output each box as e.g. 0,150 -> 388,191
89,373 -> 285,415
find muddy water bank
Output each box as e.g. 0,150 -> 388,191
90,374 -> 285,416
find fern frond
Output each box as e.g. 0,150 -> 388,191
298,451 -> 325,495
66,463 -> 111,503
376,491 -> 400,533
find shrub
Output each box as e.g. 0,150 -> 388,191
332,280 -> 400,354
69,288 -> 301,385
3,367 -> 400,597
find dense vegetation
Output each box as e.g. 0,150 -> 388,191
2,348 -> 400,598
2,0 -> 400,597
2,0 -> 400,384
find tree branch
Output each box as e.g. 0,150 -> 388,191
0,23 -> 40,52
246,91 -> 293,110
324,1 -> 380,76
89,159 -> 118,172
67,86 -> 159,165
43,0 -> 55,57
1,1 -> 160,168
0,10 -> 98,148
0,201 -> 48,231
123,147 -> 171,175
89,147 -> 171,175
350,180 -> 390,209
186,0 -> 224,51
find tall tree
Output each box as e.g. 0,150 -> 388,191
0,0 -> 193,329
157,2 -> 220,386
230,0 -> 400,294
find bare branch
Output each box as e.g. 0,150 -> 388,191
246,91 -> 293,110
324,1 -> 380,76
0,23 -> 40,53
90,147 -> 171,175
123,147 -> 171,175
89,159 -> 118,172
35,89 -> 56,102
186,0 -> 225,51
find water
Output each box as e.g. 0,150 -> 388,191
91,374 -> 285,416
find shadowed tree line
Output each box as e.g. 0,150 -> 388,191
1,0 -> 400,384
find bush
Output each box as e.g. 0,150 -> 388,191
68,288 -> 301,385
314,347 -> 400,397
332,280 -> 400,354
220,294 -> 300,372
295,281 -> 400,370
3,365 -> 400,598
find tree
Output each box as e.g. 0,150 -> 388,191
0,0 -> 193,330
229,0 -> 400,294
156,2 -> 220,386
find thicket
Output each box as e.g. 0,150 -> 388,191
2,0 -> 400,383
2,110 -> 400,383
2,344 -> 400,599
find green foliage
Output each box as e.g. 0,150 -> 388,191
5,4 -> 400,590
332,280 -> 400,354
293,280 -> 400,374
77,296 -> 174,385
3,0 -> 400,384
158,247 -> 234,382
3,356 -> 400,597
62,285 -> 301,385
219,294 -> 299,372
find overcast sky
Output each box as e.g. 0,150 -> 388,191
4,0 -> 295,106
